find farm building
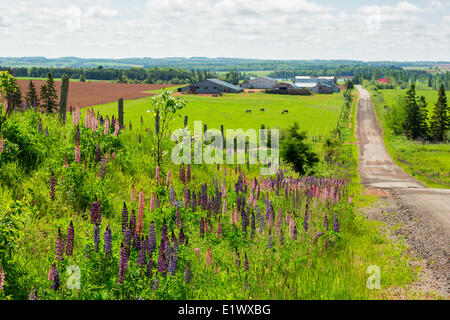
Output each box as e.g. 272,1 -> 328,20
273,82 -> 297,90
378,78 -> 388,84
240,76 -> 277,89
294,76 -> 339,94
178,78 -> 243,94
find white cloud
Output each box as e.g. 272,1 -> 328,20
0,0 -> 448,61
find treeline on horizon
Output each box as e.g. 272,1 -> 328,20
1,62 -> 449,90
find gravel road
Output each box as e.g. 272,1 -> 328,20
355,85 -> 449,297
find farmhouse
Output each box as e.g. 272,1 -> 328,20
240,76 -> 277,89
178,78 -> 243,94
294,76 -> 339,94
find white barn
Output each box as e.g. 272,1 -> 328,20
241,76 -> 277,89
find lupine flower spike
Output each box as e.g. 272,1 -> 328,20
65,221 -> 74,256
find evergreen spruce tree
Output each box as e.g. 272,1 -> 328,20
429,84 -> 449,141
40,72 -> 58,113
416,95 -> 429,140
25,80 -> 39,109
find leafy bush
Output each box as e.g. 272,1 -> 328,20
280,122 -> 319,174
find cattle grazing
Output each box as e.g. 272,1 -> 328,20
246,109 -> 251,113
281,110 -> 289,114
260,108 -> 265,112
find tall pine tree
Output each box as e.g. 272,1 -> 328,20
429,84 -> 449,141
403,84 -> 428,140
40,72 -> 58,113
25,80 -> 39,109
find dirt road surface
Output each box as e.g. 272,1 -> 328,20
356,85 -> 449,297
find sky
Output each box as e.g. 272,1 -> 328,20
0,0 -> 449,61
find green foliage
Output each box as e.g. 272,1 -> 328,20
149,89 -> 186,166
40,73 -> 58,113
429,84 -> 449,141
25,80 -> 39,109
280,122 -> 319,174
403,84 -> 429,140
58,74 -> 69,123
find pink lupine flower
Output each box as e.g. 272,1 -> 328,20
0,138 -> 3,153
114,120 -> 120,136
137,189 -> 144,234
104,116 -> 110,135
349,195 -> 353,204
48,264 -> 54,281
206,246 -> 212,267
111,152 -> 116,159
75,144 -> 80,163
166,171 -> 171,189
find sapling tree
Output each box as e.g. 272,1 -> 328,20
0,71 -> 20,134
149,89 -> 186,167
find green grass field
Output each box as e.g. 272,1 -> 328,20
371,88 -> 450,188
90,91 -> 344,139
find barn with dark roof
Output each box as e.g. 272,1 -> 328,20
178,78 -> 243,94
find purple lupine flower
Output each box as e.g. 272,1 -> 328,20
129,210 -> 136,238
103,224 -> 112,259
157,240 -> 167,275
267,229 -> 273,249
95,143 -> 101,163
90,197 -> 102,225
184,262 -> 192,284
100,156 -> 106,178
178,227 -> 185,245
243,253 -> 249,272
117,242 -> 128,285
168,242 -> 178,276
121,202 -> 128,234
28,289 -> 39,300
333,213 -> 339,233
56,227 -> 64,260
152,275 -> 159,290
314,232 -> 325,243
259,209 -> 265,233
51,264 -> 59,291
179,164 -> 185,184
293,225 -> 298,241
133,232 -> 140,251
94,223 -> 100,252
303,204 -> 309,232
49,171 -> 56,201
171,230 -> 177,245
148,221 -> 156,255
279,226 -> 284,245
323,215 -> 329,230
138,237 -> 146,270
186,164 -> 191,183
147,252 -> 153,277
250,211 -> 256,238
138,134 -> 141,144
200,217 -> 205,238
65,221 -> 74,256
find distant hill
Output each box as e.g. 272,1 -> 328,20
1,56 -> 449,71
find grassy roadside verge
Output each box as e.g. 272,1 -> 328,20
368,89 -> 450,189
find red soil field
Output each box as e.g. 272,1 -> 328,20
17,80 -> 179,109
